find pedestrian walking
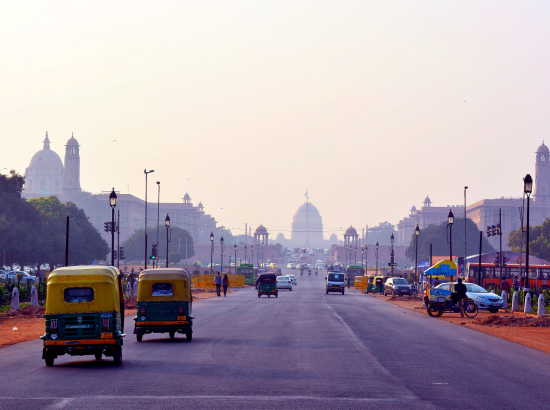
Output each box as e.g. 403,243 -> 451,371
347,275 -> 351,289
500,276 -> 510,294
214,272 -> 222,296
222,274 -> 229,297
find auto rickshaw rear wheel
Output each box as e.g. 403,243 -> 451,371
186,332 -> 192,341
136,334 -> 143,342
427,303 -> 443,317
114,357 -> 122,365
95,353 -> 102,360
45,357 -> 54,366
169,331 -> 175,339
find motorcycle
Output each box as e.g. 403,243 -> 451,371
308,270 -> 311,276
300,270 -> 303,276
314,270 -> 318,276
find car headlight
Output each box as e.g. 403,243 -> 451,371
474,296 -> 487,302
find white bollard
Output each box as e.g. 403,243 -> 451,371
512,292 -> 519,312
30,285 -> 39,306
501,290 -> 508,310
126,282 -> 131,298
537,294 -> 546,316
131,282 -> 137,297
11,288 -> 20,310
524,293 -> 532,314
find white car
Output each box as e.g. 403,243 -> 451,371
276,276 -> 293,291
287,275 -> 297,285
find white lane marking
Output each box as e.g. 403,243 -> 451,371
5,395 -> 412,403
48,398 -> 74,408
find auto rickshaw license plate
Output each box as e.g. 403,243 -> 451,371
101,332 -> 113,339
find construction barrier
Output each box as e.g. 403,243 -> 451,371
192,274 -> 246,290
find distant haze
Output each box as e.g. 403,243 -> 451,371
2,1 -> 549,239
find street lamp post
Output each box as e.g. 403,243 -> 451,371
210,232 -> 214,274
414,225 -> 420,283
144,169 -> 154,269
390,234 -> 394,276
251,245 -> 254,267
375,241 -> 379,276
365,246 -> 368,273
220,237 -> 224,274
156,181 -> 160,269
361,246 -> 364,269
234,244 -> 237,274
165,214 -> 171,268
244,246 -> 247,264
524,174 -> 533,290
447,210 -> 454,263
345,244 -> 348,267
355,246 -> 357,265
109,189 -> 117,266
464,186 -> 468,275
261,243 -> 264,268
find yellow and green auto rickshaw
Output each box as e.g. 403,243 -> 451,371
365,275 -> 375,293
41,266 -> 125,366
134,268 -> 193,341
257,273 -> 278,298
372,275 -> 386,294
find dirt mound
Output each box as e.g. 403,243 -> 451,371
20,306 -> 45,318
4,308 -> 20,317
475,315 -> 550,327
124,298 -> 137,309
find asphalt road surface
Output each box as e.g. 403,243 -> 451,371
1,264 -> 550,409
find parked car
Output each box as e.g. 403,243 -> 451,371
433,282 -> 503,313
287,274 -> 297,285
4,271 -> 37,283
276,276 -> 292,291
384,277 -> 414,296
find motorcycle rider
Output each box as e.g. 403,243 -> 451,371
315,268 -> 318,276
308,268 -> 311,276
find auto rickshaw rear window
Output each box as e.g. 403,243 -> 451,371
152,283 -> 173,296
64,287 -> 94,302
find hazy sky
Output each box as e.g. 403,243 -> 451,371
2,1 -> 550,239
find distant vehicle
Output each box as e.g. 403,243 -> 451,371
236,263 -> 256,285
309,251 -> 316,256
384,277 -> 414,296
269,263 -> 279,270
276,276 -> 292,291
3,271 -> 37,283
287,274 -> 297,285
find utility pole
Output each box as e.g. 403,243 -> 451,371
117,209 -> 120,269
464,186 -> 468,276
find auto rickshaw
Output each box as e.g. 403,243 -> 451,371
41,266 -> 125,366
365,275 -> 375,293
372,275 -> 386,294
257,273 -> 278,298
134,268 -> 193,341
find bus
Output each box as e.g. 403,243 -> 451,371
236,263 -> 256,285
466,263 -> 550,290
346,264 -> 365,283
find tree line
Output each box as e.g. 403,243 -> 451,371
0,171 -> 108,270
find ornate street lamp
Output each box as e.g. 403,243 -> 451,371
244,245 -> 247,264
109,188 -> 117,266
524,174 -> 533,289
414,225 -> 420,283
210,232 -> 214,274
390,233 -> 395,276
165,214 -> 171,268
447,209 -> 454,263
251,244 -> 254,267
361,246 -> 364,269
234,244 -> 237,274
220,236 -> 224,274
375,241 -> 379,275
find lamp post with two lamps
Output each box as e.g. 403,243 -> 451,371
220,237 -> 225,274
109,189 -> 117,266
390,234 -> 395,276
234,244 -> 237,274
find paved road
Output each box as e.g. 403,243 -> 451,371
1,264 -> 550,409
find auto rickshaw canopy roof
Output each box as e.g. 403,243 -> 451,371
138,268 -> 191,302
423,260 -> 458,279
45,266 -> 122,314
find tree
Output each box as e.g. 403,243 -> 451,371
508,218 -> 550,260
122,226 -> 194,263
29,197 -> 109,268
405,218 -> 495,261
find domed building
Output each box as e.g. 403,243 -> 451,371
24,132 -> 65,196
291,202 -> 323,247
